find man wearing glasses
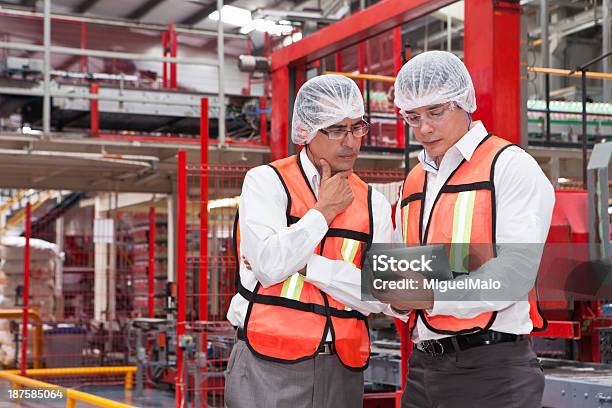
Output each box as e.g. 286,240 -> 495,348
379,51 -> 555,407
225,74 -> 404,408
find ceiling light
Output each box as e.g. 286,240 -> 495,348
208,5 -> 252,27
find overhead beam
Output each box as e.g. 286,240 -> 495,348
75,0 -> 102,14
270,0 -> 455,70
180,0 -> 237,26
126,0 -> 166,20
530,6 -> 603,40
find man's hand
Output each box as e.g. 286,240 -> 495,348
314,159 -> 354,225
242,256 -> 306,275
371,269 -> 434,310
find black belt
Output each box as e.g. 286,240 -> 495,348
236,328 -> 335,355
416,331 -> 526,356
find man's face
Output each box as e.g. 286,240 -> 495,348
307,117 -> 364,173
404,103 -> 470,161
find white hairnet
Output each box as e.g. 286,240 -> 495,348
394,51 -> 476,113
291,74 -> 364,145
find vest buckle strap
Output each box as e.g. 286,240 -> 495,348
317,342 -> 335,355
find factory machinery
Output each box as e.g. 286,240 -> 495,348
0,56 -> 266,143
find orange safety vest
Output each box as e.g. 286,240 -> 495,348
233,154 -> 373,370
399,134 -> 547,336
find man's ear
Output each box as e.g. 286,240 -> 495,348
298,127 -> 311,142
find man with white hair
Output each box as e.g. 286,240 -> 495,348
225,74 -> 402,408
383,51 -> 555,407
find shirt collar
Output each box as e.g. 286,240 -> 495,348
417,120 -> 488,172
299,147 -> 320,193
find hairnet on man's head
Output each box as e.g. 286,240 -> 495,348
291,74 -> 364,145
394,50 -> 476,113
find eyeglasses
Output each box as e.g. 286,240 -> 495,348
319,120 -> 370,140
401,102 -> 455,128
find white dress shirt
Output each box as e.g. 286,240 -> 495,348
227,148 -> 404,335
393,121 -> 555,342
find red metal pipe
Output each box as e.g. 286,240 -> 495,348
199,97 -> 209,406
148,206 -> 156,318
392,27 -> 405,148
270,66 -> 289,161
270,0 -> 454,71
169,22 -> 177,90
259,97 -> 268,146
335,51 -> 343,71
176,150 -> 187,407
20,202 -> 31,376
464,0 -> 521,144
89,83 -> 99,137
80,22 -> 87,73
162,31 -> 169,89
199,98 -> 208,322
358,43 -> 366,92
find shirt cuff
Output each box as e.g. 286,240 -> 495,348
304,255 -> 332,289
302,208 -> 329,244
426,286 -> 456,316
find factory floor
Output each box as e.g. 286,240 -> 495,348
0,382 -> 176,407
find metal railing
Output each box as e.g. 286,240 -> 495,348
0,369 -> 136,408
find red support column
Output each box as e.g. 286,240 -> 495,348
271,66 -> 289,160
464,0 -> 521,144
176,150 -> 187,407
358,42 -> 366,92
148,206 -> 156,318
169,23 -> 177,90
89,83 -> 99,137
199,97 -> 210,406
263,33 -> 271,97
199,98 -> 208,322
393,317 -> 412,408
590,301 -> 601,363
80,22 -> 87,73
295,65 -> 307,93
20,202 -> 31,376
259,97 -> 268,146
335,51 -> 343,72
393,27 -> 405,148
162,31 -> 169,89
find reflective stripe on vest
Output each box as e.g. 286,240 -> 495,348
400,135 -> 547,335
450,190 -> 477,273
235,154 -> 373,369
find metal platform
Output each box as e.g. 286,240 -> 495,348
542,358 -> 612,408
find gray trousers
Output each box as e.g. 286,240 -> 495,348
224,340 -> 364,408
401,339 -> 545,408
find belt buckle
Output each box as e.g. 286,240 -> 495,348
318,342 -> 333,355
419,339 -> 445,356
